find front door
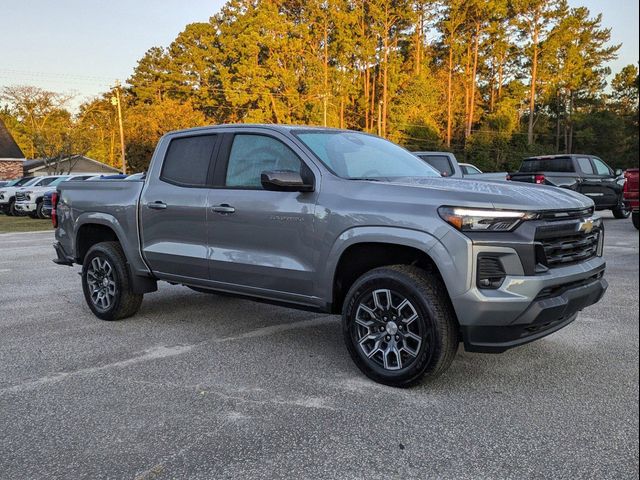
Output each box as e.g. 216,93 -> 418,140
139,133 -> 219,281
580,157 -> 619,208
206,131 -> 319,300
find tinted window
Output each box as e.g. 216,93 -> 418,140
462,164 -> 482,175
592,158 -> 611,176
34,177 -> 58,187
417,155 -> 454,176
520,158 -> 575,173
576,157 -> 594,174
161,135 -> 217,187
225,134 -> 302,188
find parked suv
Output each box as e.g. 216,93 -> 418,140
508,154 -> 629,218
414,151 -> 506,180
53,125 -> 607,387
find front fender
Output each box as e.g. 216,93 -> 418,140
320,226 -> 472,303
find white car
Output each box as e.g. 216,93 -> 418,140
14,174 -> 96,219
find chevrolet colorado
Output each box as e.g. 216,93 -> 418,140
52,125 -> 608,386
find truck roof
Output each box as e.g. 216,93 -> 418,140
163,124 -> 353,136
523,154 -> 592,161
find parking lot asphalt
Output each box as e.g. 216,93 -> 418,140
0,212 -> 638,480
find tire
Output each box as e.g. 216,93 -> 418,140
6,199 -> 16,216
342,265 -> 458,387
612,200 -> 631,219
35,201 -> 45,219
633,211 -> 639,230
28,212 -> 38,219
81,241 -> 143,321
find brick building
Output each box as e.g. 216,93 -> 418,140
0,119 -> 25,179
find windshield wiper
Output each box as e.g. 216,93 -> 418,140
347,177 -> 383,182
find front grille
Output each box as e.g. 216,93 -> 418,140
535,220 -> 601,268
537,207 -> 594,221
43,195 -> 52,209
15,192 -> 27,202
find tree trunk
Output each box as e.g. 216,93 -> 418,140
370,69 -> 376,131
555,91 -> 561,153
527,29 -> 539,146
466,24 -> 480,138
364,68 -> 369,131
567,90 -> 574,153
446,39 -> 454,148
382,32 -> 389,137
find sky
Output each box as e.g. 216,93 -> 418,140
0,0 -> 638,109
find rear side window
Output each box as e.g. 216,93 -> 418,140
417,155 -> 454,176
520,158 -> 575,173
161,135 -> 217,187
577,158 -> 594,174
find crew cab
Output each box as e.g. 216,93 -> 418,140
508,155 -> 629,219
413,151 -> 506,180
53,125 -> 607,387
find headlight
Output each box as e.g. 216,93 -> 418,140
438,206 -> 539,232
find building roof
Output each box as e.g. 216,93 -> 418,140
24,155 -> 120,173
0,118 -> 25,159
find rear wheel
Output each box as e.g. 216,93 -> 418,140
632,211 -> 639,230
612,200 -> 631,219
342,265 -> 458,387
82,241 -> 143,321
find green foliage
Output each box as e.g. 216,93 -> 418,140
1,1 -> 637,171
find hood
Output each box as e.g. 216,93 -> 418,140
383,177 -> 593,211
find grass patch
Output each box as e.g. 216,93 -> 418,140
0,214 -> 53,233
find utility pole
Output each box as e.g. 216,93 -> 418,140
111,81 -> 126,174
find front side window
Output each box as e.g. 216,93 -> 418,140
225,134 -> 303,188
295,131 -> 440,179
577,157 -> 594,174
160,135 -> 217,187
592,158 -> 611,176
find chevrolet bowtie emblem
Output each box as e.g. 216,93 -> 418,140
577,219 -> 595,233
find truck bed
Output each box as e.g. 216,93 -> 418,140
56,179 -> 149,275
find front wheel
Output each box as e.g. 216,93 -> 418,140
82,241 -> 143,320
36,201 -> 46,219
342,265 -> 458,387
6,200 -> 16,216
632,211 -> 639,230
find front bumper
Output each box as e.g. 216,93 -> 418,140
14,202 -> 37,212
452,252 -> 607,353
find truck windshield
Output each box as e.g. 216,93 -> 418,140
520,158 -> 575,173
294,131 -> 440,179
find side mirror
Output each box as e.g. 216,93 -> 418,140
615,168 -> 623,176
261,170 -> 314,192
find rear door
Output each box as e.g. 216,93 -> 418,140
205,130 -> 320,300
139,133 -> 219,281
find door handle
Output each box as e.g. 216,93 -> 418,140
147,201 -> 167,210
212,204 -> 235,214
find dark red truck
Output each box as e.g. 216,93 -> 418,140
624,168 -> 639,230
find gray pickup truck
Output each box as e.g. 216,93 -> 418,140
53,125 -> 608,387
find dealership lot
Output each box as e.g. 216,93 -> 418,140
0,212 -> 638,479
